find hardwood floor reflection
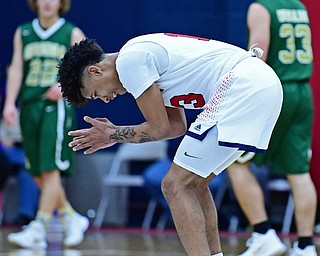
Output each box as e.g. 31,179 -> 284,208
0,226 -> 319,255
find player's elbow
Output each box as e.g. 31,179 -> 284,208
156,123 -> 171,140
166,120 -> 187,139
151,119 -> 186,140
175,121 -> 187,137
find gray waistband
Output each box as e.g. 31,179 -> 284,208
219,45 -> 264,78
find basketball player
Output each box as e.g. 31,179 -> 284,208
57,33 -> 283,256
3,0 -> 88,249
228,1 -> 317,255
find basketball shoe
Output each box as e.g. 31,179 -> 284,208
289,242 -> 317,256
7,220 -> 47,249
63,212 -> 89,247
239,229 -> 287,256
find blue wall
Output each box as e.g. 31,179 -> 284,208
1,0 -> 253,150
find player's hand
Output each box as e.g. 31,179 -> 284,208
45,83 -> 63,101
68,116 -> 117,154
3,103 -> 18,126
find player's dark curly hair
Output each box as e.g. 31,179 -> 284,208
58,38 -> 104,106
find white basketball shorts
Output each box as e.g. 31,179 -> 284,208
173,57 -> 283,178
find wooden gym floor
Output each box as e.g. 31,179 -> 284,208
0,225 -> 319,256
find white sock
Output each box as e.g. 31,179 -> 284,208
212,253 -> 223,256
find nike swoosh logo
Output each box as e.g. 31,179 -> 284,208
184,151 -> 201,159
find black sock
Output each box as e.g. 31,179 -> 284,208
298,237 -> 313,249
253,221 -> 271,234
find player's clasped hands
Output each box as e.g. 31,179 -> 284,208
68,116 -> 117,154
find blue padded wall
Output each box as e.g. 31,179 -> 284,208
1,1 -> 253,151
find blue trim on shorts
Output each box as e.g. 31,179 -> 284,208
218,141 -> 267,153
186,127 -> 213,141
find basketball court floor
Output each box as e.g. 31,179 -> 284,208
0,225 -> 319,256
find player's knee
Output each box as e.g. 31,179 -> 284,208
161,168 -> 197,203
161,173 -> 177,202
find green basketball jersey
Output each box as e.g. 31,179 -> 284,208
255,0 -> 313,82
19,18 -> 74,102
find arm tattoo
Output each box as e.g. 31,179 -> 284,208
139,132 -> 156,143
110,127 -> 136,141
110,128 -> 156,143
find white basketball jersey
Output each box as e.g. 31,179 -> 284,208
116,33 -> 248,110
116,33 -> 282,156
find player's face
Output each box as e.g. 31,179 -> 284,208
37,0 -> 61,18
80,75 -> 126,104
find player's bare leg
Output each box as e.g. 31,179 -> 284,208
228,162 -> 268,224
228,163 -> 287,256
287,173 -> 317,237
38,170 -> 63,214
162,163 -> 221,256
36,170 -> 88,246
34,170 -> 78,224
196,173 -> 221,254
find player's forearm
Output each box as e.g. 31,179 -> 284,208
111,118 -> 186,144
5,66 -> 23,105
111,121 -> 171,144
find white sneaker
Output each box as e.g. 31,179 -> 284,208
7,221 -> 47,249
289,242 -> 317,256
239,229 -> 287,256
63,213 -> 89,247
